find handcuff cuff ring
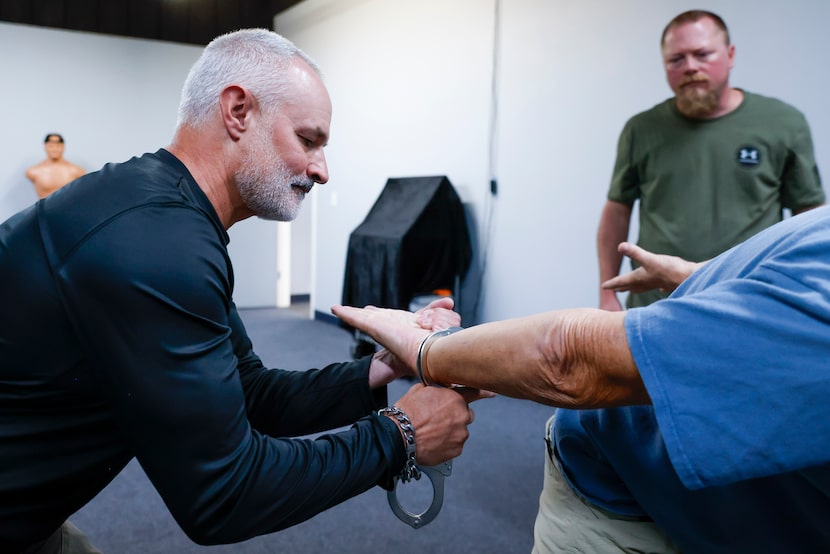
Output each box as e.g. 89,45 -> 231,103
386,325 -> 464,529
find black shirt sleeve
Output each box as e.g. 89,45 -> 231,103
229,306 -> 389,436
54,205 -> 405,544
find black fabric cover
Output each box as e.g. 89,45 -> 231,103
342,176 -> 472,310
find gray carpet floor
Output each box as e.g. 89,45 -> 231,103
70,304 -> 554,553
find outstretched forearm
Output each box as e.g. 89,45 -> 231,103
423,309 -> 650,408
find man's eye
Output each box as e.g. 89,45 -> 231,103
299,135 -> 313,147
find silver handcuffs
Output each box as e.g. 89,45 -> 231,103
387,460 -> 453,529
388,326 -> 465,528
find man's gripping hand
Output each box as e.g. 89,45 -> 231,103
391,383 -> 491,466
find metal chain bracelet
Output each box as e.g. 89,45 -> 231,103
378,406 -> 420,482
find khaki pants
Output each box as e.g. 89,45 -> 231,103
532,414 -> 680,554
23,521 -> 102,554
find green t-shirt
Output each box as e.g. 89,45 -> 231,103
608,90 -> 825,307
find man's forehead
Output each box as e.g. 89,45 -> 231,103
664,19 -> 727,48
282,79 -> 332,133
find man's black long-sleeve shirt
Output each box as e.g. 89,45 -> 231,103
0,149 -> 404,550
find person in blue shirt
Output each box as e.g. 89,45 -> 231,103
335,206 -> 830,552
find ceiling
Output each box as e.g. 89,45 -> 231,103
0,0 -> 305,45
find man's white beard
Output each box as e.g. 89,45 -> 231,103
236,130 -> 313,222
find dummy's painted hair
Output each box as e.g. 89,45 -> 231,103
176,28 -> 320,129
661,10 -> 730,46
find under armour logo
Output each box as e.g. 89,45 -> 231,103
736,145 -> 761,166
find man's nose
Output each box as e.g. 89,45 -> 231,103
308,151 -> 328,184
682,55 -> 701,72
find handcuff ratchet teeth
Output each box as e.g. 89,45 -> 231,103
387,460 -> 453,529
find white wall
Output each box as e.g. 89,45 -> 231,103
277,0 -> 830,323
275,0 -> 496,323
0,22 -> 311,307
5,1 -> 830,322
0,23 -> 203,222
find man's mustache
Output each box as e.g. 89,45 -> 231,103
680,75 -> 709,87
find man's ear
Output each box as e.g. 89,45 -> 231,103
220,85 -> 255,141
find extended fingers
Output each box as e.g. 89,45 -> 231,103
617,242 -> 655,267
419,296 -> 455,312
451,386 -> 495,403
602,270 -> 642,292
418,310 -> 461,331
601,275 -> 626,291
416,298 -> 460,331
330,304 -> 364,324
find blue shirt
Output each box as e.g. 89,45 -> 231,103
555,206 -> 830,552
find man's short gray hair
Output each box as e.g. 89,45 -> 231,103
176,28 -> 320,129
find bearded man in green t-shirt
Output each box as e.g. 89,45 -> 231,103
597,9 -> 825,310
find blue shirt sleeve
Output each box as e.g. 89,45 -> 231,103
627,211 -> 830,489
